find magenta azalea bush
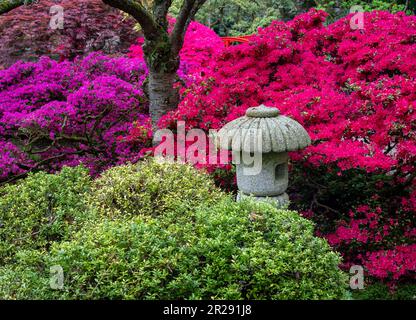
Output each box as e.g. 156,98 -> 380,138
0,53 -> 149,181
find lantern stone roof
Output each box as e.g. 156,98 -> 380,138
216,105 -> 311,153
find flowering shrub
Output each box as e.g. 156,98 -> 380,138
160,10 -> 416,284
0,0 -> 139,68
0,53 -> 150,182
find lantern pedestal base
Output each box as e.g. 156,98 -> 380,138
237,192 -> 289,208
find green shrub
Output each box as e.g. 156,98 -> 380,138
0,250 -> 49,300
88,159 -> 224,218
0,166 -> 92,264
1,197 -> 348,300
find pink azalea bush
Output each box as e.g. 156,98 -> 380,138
158,10 -> 416,284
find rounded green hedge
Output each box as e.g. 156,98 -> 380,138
1,197 -> 348,300
88,159 -> 224,218
0,160 -> 348,299
0,166 -> 92,264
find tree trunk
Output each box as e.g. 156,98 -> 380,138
143,31 -> 180,130
148,70 -> 179,128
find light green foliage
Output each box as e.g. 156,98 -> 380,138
0,250 -> 50,300
0,166 -> 92,264
88,159 -> 224,218
0,160 -> 347,300
0,197 -> 348,300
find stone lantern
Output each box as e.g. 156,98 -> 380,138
217,105 -> 311,207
